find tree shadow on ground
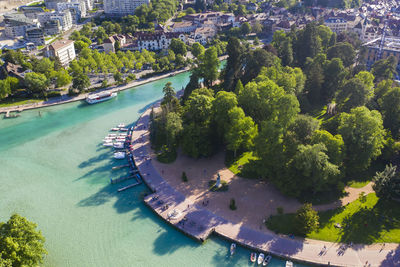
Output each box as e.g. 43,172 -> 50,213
380,245 -> 400,266
338,199 -> 400,245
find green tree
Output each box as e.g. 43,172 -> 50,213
223,37 -> 244,91
24,72 -> 48,94
372,55 -> 398,82
322,58 -> 347,102
33,58 -> 54,77
287,114 -> 319,144
327,42 -> 355,67
295,204 -> 320,235
240,22 -> 251,36
295,22 -> 322,66
311,130 -> 345,166
72,72 -> 90,92
113,71 -> 123,84
74,40 -> 89,53
212,91 -> 238,140
0,214 -> 47,267
165,112 -> 183,149
225,107 -> 258,157
338,107 -> 385,173
380,87 -> 400,138
199,47 -> 219,87
242,48 -> 279,85
373,164 -> 400,201
5,76 -> 19,92
191,42 -> 205,58
55,69 -> 72,88
170,38 -> 187,56
0,80 -> 11,100
304,54 -> 325,105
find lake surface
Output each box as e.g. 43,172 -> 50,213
0,72 -> 309,267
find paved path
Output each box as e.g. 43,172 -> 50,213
130,103 -> 400,267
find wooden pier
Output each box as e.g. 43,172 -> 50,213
117,174 -> 142,192
112,164 -> 129,170
4,110 -> 20,118
110,170 -> 139,184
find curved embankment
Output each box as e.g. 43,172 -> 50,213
130,98 -> 400,267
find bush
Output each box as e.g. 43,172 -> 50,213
46,91 -> 61,98
295,203 -> 319,235
182,171 -> 188,182
229,198 -> 237,210
277,207 -> 284,215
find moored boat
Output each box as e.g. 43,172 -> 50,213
263,255 -> 272,266
114,152 -> 125,159
250,252 -> 257,263
285,260 -> 293,267
257,253 -> 264,265
86,91 -> 117,104
103,142 -> 113,147
230,243 -> 236,256
118,123 -> 125,128
113,142 -> 124,149
119,127 -> 128,131
111,127 -> 119,131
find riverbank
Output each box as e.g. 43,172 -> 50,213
0,55 -> 228,114
130,103 -> 400,267
0,68 -> 189,114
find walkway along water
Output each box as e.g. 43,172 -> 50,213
130,97 -> 400,267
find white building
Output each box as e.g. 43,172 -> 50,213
104,0 -> 150,16
103,34 -> 126,53
45,39 -> 76,66
188,26 -> 216,45
57,1 -> 87,21
45,0 -> 70,10
171,21 -> 197,33
324,17 -> 348,33
37,10 -> 73,31
136,31 -> 186,51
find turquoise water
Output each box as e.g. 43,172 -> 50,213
0,72 -> 309,267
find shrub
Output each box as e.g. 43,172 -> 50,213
295,203 -> 319,235
182,171 -> 188,182
277,207 -> 284,215
46,91 -> 61,98
229,198 -> 237,210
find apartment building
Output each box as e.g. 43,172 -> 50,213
136,31 -> 186,51
104,0 -> 150,16
45,39 -> 76,66
37,10 -> 73,31
4,13 -> 40,38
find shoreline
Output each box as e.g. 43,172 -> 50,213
130,102 -> 400,267
0,68 -> 190,114
0,55 -> 228,114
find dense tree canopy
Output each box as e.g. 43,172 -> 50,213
0,214 -> 47,267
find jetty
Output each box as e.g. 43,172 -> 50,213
117,174 -> 142,192
110,171 -> 139,184
112,164 -> 130,170
4,110 -> 20,118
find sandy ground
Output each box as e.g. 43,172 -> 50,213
152,149 -> 374,232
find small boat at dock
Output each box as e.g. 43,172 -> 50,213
250,252 -> 257,263
285,260 -> 293,267
257,253 -> 264,265
230,243 -> 236,256
113,142 -> 124,149
108,134 -> 117,137
118,123 -> 125,128
119,128 -> 128,131
263,255 -> 272,266
103,142 -> 113,147
114,152 -> 125,159
111,127 -> 119,131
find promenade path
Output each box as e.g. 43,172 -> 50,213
131,105 -> 400,267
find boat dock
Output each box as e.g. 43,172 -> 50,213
4,110 -> 21,118
117,174 -> 142,192
112,164 -> 130,170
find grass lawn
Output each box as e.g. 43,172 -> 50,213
347,180 -> 370,188
225,151 -> 259,178
0,99 -> 42,108
266,193 -> 400,244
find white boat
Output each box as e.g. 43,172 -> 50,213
263,255 -> 272,266
285,261 -> 293,267
118,133 -> 128,136
86,91 -> 117,104
111,127 -> 119,131
103,142 -> 113,147
119,128 -> 128,131
250,253 -> 257,263
113,152 -> 125,159
108,134 -> 117,137
113,142 -> 124,149
230,243 -> 236,256
257,253 -> 264,265
118,123 -> 125,128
